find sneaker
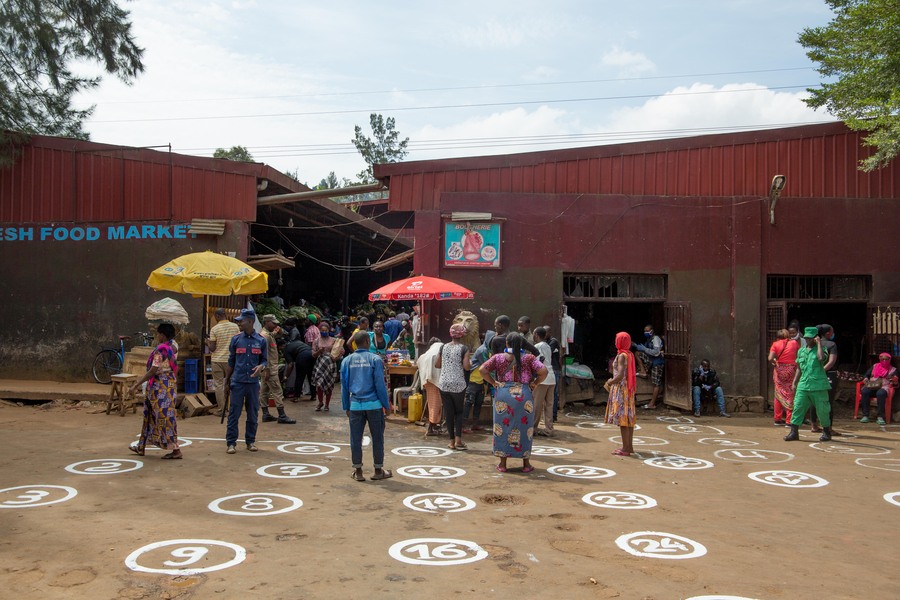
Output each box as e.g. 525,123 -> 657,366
226,445 -> 236,454
774,420 -> 785,425
720,412 -> 731,418
860,416 -> 870,423
877,417 -> 886,425
693,411 -> 701,417
247,443 -> 259,452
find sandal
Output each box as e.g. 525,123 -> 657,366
456,442 -> 468,451
496,465 -> 507,473
128,445 -> 144,456
522,465 -> 535,473
161,450 -> 182,460
315,404 -> 323,412
448,443 -> 456,450
351,470 -> 365,482
611,448 -> 632,456
370,469 -> 393,481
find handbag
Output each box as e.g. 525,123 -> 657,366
329,339 -> 343,360
866,377 -> 883,390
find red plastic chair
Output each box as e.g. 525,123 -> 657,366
854,381 -> 894,423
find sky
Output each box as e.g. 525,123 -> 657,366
76,0 -> 838,187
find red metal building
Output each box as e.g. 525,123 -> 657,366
375,122 -> 900,410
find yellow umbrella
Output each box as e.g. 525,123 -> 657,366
147,251 -> 269,296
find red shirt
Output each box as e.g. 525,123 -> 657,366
769,339 -> 799,364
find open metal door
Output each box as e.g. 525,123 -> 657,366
664,302 -> 691,410
765,302 -> 788,409
868,303 -> 900,359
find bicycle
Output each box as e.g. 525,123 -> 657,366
92,332 -> 154,384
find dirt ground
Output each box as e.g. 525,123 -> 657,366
1,393 -> 898,600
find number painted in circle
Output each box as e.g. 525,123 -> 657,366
256,463 -> 329,479
667,424 -> 725,435
583,491 -> 657,510
686,596 -> 761,600
65,459 -> 143,475
389,538 -> 488,566
576,421 -> 641,430
396,465 -> 466,479
124,539 -> 246,575
657,416 -> 695,424
531,446 -> 574,456
697,437 -> 759,447
277,442 -> 341,455
747,470 -> 829,488
713,449 -> 794,464
208,493 -> 302,516
392,446 -> 453,458
808,442 -> 890,456
566,412 -> 593,419
615,531 -> 706,559
139,438 -> 193,449
884,492 -> 900,507
855,458 -> 900,472
643,456 -> 714,470
609,435 -> 669,446
546,465 -> 616,479
403,493 -> 476,513
0,485 -> 78,508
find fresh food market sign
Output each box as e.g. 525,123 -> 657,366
1,223 -> 194,242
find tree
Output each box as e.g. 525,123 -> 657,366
351,113 -> 409,183
213,145 -> 255,162
799,0 -> 900,170
0,0 -> 144,163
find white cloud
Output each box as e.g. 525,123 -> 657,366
601,46 -> 656,77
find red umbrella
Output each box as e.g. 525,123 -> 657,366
368,275 -> 474,301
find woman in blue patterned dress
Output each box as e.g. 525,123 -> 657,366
129,323 -> 182,459
479,333 -> 548,473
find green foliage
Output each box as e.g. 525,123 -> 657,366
213,145 -> 255,162
0,0 -> 144,164
799,0 -> 900,170
351,113 -> 409,183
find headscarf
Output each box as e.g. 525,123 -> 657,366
615,331 -> 636,393
872,353 -> 894,378
449,323 -> 467,339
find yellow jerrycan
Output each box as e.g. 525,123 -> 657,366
406,392 -> 423,422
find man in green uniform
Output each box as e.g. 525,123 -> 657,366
784,327 -> 832,442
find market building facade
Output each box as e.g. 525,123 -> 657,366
0,135 -> 411,381
374,122 -> 900,410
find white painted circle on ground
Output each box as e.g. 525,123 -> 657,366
657,416 -> 695,424
546,465 -> 616,479
855,458 -> 900,472
633,450 -> 678,459
403,493 -> 476,513
643,456 -> 714,470
583,491 -> 657,509
139,438 -> 193,449
277,442 -> 341,455
124,539 -> 245,575
698,437 -> 759,447
575,421 -> 607,429
208,493 -> 302,516
884,492 -> 900,507
65,459 -> 143,475
0,485 -> 78,508
687,596 -> 761,600
615,531 -> 707,559
396,465 -> 466,479
747,470 -> 829,488
609,435 -> 669,446
713,449 -> 794,464
808,442 -> 890,456
389,538 -> 487,566
667,424 -> 725,435
531,445 -> 574,456
392,446 -> 453,458
566,412 -> 594,419
256,463 -> 329,479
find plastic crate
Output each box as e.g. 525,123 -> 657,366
183,379 -> 199,394
183,359 -> 199,382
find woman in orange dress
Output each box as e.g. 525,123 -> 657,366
605,331 -> 636,456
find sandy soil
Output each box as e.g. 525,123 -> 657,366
1,397 -> 898,600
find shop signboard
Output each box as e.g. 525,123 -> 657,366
443,222 -> 501,269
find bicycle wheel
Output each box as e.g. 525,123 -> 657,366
92,350 -> 122,384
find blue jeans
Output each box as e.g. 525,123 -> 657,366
692,386 -> 725,414
227,381 -> 260,446
349,409 -> 385,469
552,368 -> 561,420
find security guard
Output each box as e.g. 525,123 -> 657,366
260,314 -> 296,424
225,308 -> 267,454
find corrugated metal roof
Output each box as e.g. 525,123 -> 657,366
0,135 -> 295,223
375,122 -> 899,211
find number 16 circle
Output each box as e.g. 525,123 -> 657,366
389,538 -> 488,566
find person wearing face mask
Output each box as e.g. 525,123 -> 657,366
785,327 -> 832,442
691,359 -> 730,417
810,324 -> 839,434
312,321 -> 344,411
858,353 -> 897,425
634,325 -> 665,409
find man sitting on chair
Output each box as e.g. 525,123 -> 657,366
691,359 -> 730,418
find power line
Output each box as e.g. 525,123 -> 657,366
90,84 -> 818,124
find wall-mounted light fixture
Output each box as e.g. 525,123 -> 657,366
768,174 -> 786,225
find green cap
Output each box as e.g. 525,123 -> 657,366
307,314 -> 318,323
803,326 -> 818,338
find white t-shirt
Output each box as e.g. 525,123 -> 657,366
535,341 -> 556,386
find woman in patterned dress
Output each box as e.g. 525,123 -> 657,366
479,333 -> 548,473
312,320 -> 343,411
605,331 -> 637,456
129,323 -> 181,459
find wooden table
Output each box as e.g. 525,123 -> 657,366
388,365 -> 417,376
